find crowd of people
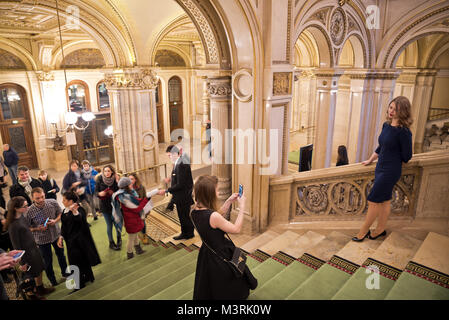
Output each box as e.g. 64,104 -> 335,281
0,95 -> 413,301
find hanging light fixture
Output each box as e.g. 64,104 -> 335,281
55,0 -> 95,132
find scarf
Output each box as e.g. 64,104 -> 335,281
111,189 -> 143,224
102,173 -> 115,187
81,166 -> 93,180
18,177 -> 33,199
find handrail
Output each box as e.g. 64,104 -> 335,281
117,162 -> 169,178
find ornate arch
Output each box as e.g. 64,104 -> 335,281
52,40 -> 102,68
174,0 -> 231,69
293,0 -> 373,68
429,42 -> 449,68
154,46 -> 191,68
0,38 -> 37,71
377,3 -> 449,68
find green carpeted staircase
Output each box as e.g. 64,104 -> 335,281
45,218 -> 449,300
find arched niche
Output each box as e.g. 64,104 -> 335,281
296,25 -> 332,68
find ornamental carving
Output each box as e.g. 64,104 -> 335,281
36,71 -> 54,81
179,0 -> 219,64
294,172 -> 417,218
330,8 -> 346,46
104,68 -> 159,90
273,72 -> 292,96
208,78 -> 232,98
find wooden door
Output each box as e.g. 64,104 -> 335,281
168,76 -> 183,140
70,114 -> 114,166
0,84 -> 37,168
156,81 -> 164,143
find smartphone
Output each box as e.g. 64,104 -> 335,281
43,217 -> 49,227
13,250 -> 25,260
238,184 -> 243,198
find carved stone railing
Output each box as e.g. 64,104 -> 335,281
268,150 -> 449,223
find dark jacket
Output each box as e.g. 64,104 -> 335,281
3,148 -> 19,167
168,159 -> 194,205
62,170 -> 86,200
95,175 -> 118,214
61,206 -> 101,267
9,178 -> 43,205
38,178 -> 60,200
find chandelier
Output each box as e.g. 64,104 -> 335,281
53,0 -> 95,134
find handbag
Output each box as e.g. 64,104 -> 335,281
190,210 -> 247,277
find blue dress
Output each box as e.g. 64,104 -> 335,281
367,122 -> 412,203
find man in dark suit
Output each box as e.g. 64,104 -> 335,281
158,145 -> 194,240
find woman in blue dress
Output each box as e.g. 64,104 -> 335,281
353,96 -> 413,242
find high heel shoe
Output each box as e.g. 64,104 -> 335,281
352,230 -> 370,242
368,230 -> 387,240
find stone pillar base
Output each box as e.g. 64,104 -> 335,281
48,148 -> 69,172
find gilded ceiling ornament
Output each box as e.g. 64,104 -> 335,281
338,0 -> 350,6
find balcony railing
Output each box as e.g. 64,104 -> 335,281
268,150 -> 449,223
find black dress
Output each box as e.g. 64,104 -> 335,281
368,122 -> 413,203
191,209 -> 256,300
8,215 -> 45,277
60,207 -> 101,286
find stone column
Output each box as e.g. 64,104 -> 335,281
201,76 -> 210,124
412,69 -> 437,153
209,76 -> 232,206
103,68 -> 160,187
355,70 -> 401,162
312,69 -> 343,169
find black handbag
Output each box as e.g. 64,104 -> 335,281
190,211 -> 247,277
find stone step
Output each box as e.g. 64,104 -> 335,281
385,232 -> 449,300
257,231 -> 302,256
241,230 -> 281,253
281,231 -> 326,259
306,231 -> 352,262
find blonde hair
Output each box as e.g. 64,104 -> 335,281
386,96 -> 413,128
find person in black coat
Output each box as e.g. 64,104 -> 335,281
353,96 -> 413,242
95,165 -> 121,250
336,145 -> 349,166
158,145 -> 194,240
38,170 -> 60,201
57,191 -> 101,290
2,144 -> 18,185
9,166 -> 42,205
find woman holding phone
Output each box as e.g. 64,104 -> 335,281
190,175 -> 257,300
3,196 -> 54,298
57,191 -> 101,290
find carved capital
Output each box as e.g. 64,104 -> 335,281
103,68 -> 159,90
36,71 -> 55,82
208,76 -> 232,98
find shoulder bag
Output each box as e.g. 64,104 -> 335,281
190,210 -> 247,277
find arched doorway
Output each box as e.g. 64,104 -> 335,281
0,83 -> 38,168
168,76 -> 183,140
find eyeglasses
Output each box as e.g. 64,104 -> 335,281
20,204 -> 28,208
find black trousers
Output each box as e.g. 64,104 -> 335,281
175,200 -> 194,236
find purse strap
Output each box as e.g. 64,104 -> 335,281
190,209 -> 235,264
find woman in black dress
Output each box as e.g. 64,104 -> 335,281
4,196 -> 54,297
353,96 -> 413,241
336,145 -> 349,166
190,175 -> 257,300
57,191 -> 101,289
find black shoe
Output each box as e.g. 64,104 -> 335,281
109,241 -> 120,251
368,230 -> 387,240
352,230 -> 371,242
173,234 -> 186,241
116,235 -> 122,249
94,216 -> 98,221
